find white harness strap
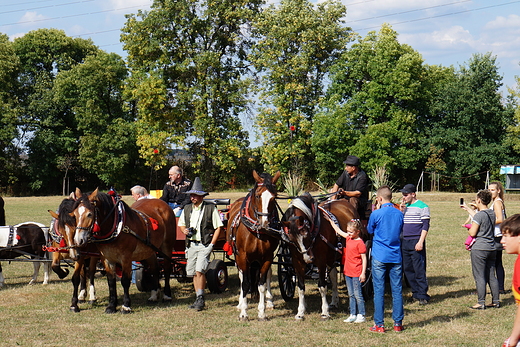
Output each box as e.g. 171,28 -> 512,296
289,198 -> 313,221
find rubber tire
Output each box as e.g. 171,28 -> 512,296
206,259 -> 228,294
135,266 -> 153,292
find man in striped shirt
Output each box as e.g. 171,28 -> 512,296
400,184 -> 431,305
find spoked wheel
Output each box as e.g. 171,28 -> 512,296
362,239 -> 373,301
277,244 -> 296,302
206,259 -> 228,294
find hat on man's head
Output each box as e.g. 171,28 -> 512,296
343,155 -> 360,166
186,177 -> 208,196
400,184 -> 416,194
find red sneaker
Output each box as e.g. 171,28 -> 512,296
393,324 -> 404,332
369,325 -> 385,333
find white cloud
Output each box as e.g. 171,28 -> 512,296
18,11 -> 47,25
485,14 -> 520,29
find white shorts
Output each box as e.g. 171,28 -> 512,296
186,243 -> 212,276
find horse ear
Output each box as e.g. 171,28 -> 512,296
48,210 -> 59,219
253,170 -> 262,184
272,171 -> 281,184
74,187 -> 82,199
89,188 -> 99,201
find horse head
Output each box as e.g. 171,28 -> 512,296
70,188 -> 108,258
250,170 -> 281,230
282,192 -> 315,264
49,196 -> 79,260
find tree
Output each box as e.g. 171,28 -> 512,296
425,53 -> 514,190
250,0 -> 350,177
121,0 -> 260,188
0,34 -> 22,193
54,51 -> 140,190
13,29 -> 99,193
314,24 -> 430,185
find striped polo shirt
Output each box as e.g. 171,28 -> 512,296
402,200 -> 430,239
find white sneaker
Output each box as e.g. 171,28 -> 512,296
343,314 -> 357,323
354,314 -> 366,323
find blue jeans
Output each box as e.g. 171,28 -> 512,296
345,276 -> 366,315
372,258 -> 404,326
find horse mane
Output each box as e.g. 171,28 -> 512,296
256,172 -> 278,195
57,198 -> 76,228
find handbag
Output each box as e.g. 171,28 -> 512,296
465,235 -> 476,251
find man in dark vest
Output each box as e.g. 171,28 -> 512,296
178,177 -> 223,311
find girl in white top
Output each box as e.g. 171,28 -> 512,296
490,181 -> 507,294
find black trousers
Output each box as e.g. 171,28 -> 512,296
402,238 -> 430,301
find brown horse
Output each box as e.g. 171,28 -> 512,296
226,170 -> 281,321
0,222 -> 50,287
281,193 -> 361,320
48,196 -> 101,312
71,188 -> 176,313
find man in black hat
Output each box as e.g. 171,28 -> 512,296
178,177 -> 223,311
399,183 -> 431,305
331,155 -> 369,219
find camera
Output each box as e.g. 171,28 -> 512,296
186,227 -> 196,238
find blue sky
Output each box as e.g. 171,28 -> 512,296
1,0 -> 519,100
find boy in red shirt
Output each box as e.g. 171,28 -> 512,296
501,214 -> 520,346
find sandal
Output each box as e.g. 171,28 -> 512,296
470,304 -> 486,310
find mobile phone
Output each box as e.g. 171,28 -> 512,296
460,198 -> 464,205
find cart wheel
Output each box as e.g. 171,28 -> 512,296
135,267 -> 153,292
277,247 -> 296,302
206,259 -> 228,293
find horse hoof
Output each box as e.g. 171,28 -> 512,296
238,316 -> 249,322
162,296 -> 172,302
70,307 -> 80,313
320,315 -> 330,321
257,317 -> 270,322
120,305 -> 132,314
88,300 -> 97,305
105,308 -> 117,314
295,315 -> 305,321
78,299 -> 86,304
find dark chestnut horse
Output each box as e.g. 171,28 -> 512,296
226,170 -> 281,321
71,188 -> 176,313
282,193 -> 361,320
48,195 -> 101,312
0,222 -> 50,287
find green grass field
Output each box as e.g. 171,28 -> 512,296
0,192 -> 519,347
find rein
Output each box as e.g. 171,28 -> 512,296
238,190 -> 283,239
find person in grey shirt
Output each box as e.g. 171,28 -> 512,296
461,189 -> 500,309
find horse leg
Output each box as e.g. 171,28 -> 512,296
265,267 -> 274,309
145,257 -> 161,303
87,257 -> 97,304
51,253 -> 69,279
257,262 -> 273,321
104,262 -> 118,314
120,261 -> 134,313
237,269 -> 250,321
329,266 -> 340,309
29,260 -> 41,285
70,260 -> 83,312
318,269 -> 330,320
294,259 -> 306,320
162,255 -> 173,302
0,263 -> 4,287
78,261 -> 87,302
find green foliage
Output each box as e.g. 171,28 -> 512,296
424,53 -> 515,190
250,0 -> 350,177
121,0 -> 258,188
314,24 -> 430,184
